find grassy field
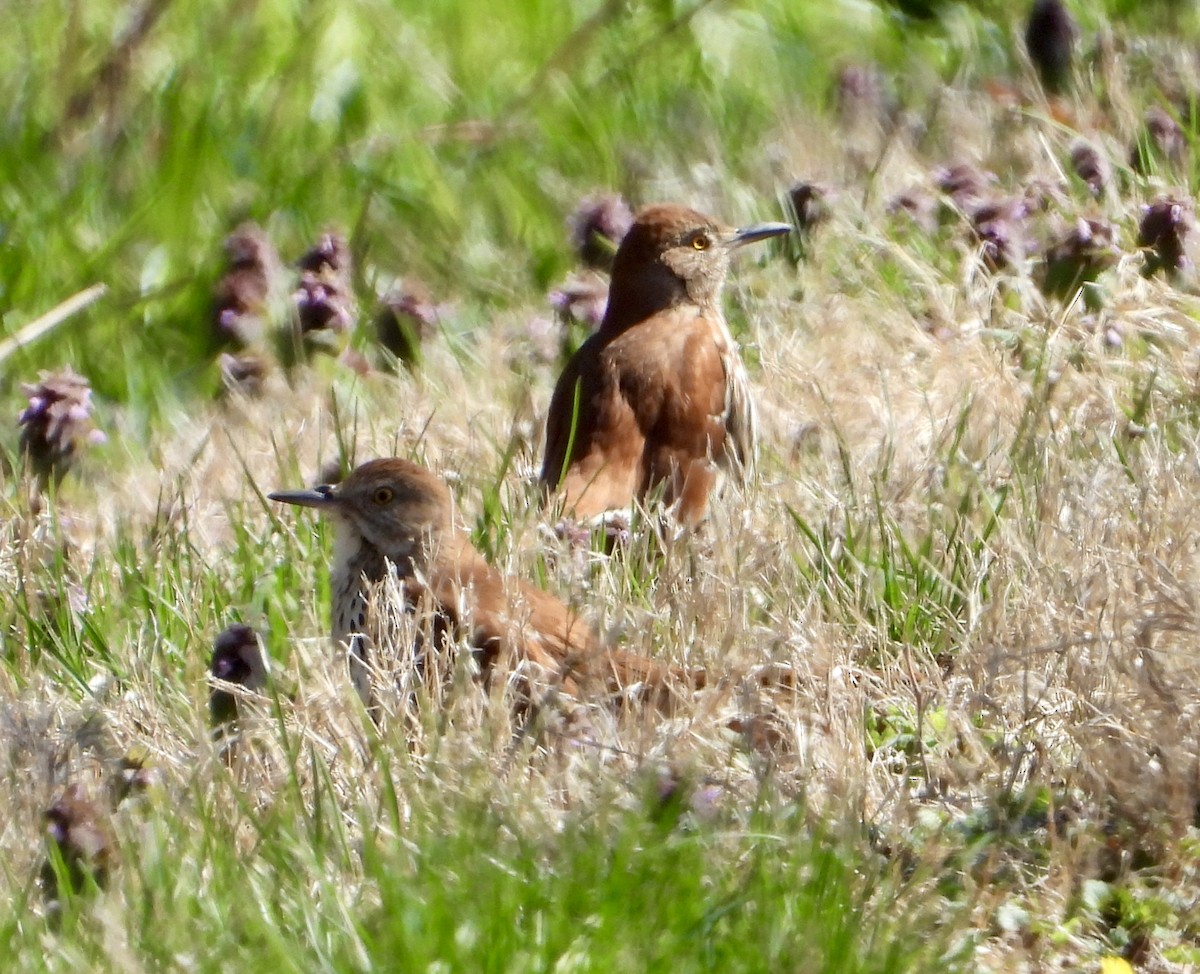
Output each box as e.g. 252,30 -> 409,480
5,0 -> 1200,970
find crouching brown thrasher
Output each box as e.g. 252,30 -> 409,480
270,458 -> 704,712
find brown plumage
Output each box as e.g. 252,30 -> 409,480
270,458 -> 703,710
540,204 -> 789,526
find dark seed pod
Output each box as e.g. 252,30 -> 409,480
289,230 -> 356,359
212,223 -> 282,348
1025,0 -> 1077,96
1138,197 -> 1193,277
375,282 -> 444,368
209,623 -> 270,728
1131,106 -> 1187,175
787,181 -> 838,233
568,194 -> 634,271
17,368 -> 105,489
969,199 -> 1028,271
1069,141 -> 1109,195
1039,217 -> 1120,305
41,785 -> 117,903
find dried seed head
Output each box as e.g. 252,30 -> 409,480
296,230 -> 351,276
218,352 -> 271,398
17,368 -> 105,489
569,193 -> 634,271
553,517 -> 593,552
1040,217 -> 1120,300
1131,106 -> 1187,174
213,222 -> 282,348
376,281 -> 444,367
318,458 -> 349,486
969,199 -> 1029,271
1025,0 -> 1077,95
41,784 -> 117,901
835,63 -> 886,125
1022,176 -> 1067,214
522,316 -> 560,365
293,274 -> 354,337
209,623 -> 270,727
289,230 -> 356,357
887,186 -> 938,233
1070,141 -> 1109,195
1138,196 -> 1194,276
548,271 -> 609,331
934,162 -> 998,211
109,747 -> 161,807
787,181 -> 838,233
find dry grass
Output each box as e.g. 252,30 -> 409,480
8,5 -> 1200,970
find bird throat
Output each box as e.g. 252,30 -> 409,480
326,515 -> 445,706
329,521 -> 405,639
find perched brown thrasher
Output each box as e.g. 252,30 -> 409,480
540,203 -> 789,526
270,458 -> 703,710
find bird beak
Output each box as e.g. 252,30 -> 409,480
726,222 -> 791,249
268,484 -> 338,509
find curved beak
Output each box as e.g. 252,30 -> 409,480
268,484 -> 338,509
726,221 -> 791,249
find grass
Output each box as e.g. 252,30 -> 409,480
6,766 -> 925,972
6,0 -> 1200,970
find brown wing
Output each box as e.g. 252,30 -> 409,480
438,542 -> 592,663
541,335 -> 644,518
430,535 -> 702,707
540,343 -> 588,491
498,580 -> 706,709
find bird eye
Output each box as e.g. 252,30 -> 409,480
691,233 -> 710,251
372,486 -> 394,505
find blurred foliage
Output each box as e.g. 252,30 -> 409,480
0,0 -> 1070,408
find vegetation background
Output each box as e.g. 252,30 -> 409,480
3,0 -> 1200,970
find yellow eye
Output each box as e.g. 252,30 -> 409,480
372,486 -> 394,505
691,233 -> 710,251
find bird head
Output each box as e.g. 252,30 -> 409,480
603,204 -> 790,331
269,458 -> 453,565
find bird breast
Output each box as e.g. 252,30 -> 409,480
329,521 -> 387,643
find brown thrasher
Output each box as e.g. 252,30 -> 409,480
270,458 -> 703,709
540,203 -> 789,526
